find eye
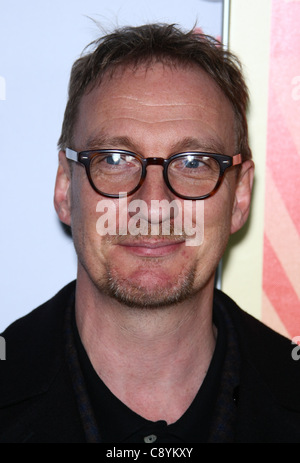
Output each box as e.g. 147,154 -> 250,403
92,152 -> 141,177
171,155 -> 209,171
105,153 -> 124,165
183,155 -> 205,169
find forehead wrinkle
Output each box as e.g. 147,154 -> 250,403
110,94 -> 204,108
108,95 -> 210,116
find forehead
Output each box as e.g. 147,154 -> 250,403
74,62 -> 236,153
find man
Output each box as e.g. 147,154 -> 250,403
1,24 -> 299,443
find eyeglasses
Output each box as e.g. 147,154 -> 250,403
65,148 -> 242,200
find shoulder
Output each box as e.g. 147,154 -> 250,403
214,288 -> 294,350
0,281 -> 85,442
214,289 -> 300,410
0,281 -> 76,406
214,290 -> 300,442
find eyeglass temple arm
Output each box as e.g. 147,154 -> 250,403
65,148 -> 78,162
232,153 -> 242,166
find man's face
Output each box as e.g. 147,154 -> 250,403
55,62 -> 252,308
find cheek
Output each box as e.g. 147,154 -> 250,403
206,196 -> 232,228
205,172 -> 237,232
195,192 -> 235,265
69,173 -> 103,257
70,173 -> 89,230
205,193 -> 234,246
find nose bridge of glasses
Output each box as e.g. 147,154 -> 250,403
144,157 -> 166,168
138,157 -> 172,201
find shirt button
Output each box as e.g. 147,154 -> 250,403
144,434 -> 157,443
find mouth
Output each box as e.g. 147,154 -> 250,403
118,237 -> 186,257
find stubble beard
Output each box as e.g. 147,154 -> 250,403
95,260 -> 198,310
74,220 -> 202,310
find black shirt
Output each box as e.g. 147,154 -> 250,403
73,307 -> 228,443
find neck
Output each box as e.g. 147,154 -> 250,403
75,272 -> 217,424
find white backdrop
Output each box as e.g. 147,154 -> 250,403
0,0 -> 224,331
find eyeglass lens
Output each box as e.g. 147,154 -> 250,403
89,152 -> 221,198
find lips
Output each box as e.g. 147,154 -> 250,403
118,237 -> 186,257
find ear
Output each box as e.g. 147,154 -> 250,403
230,160 -> 255,234
54,150 -> 72,226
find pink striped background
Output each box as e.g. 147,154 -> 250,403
262,0 -> 300,338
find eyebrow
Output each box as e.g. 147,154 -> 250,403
170,137 -> 226,154
86,134 -> 138,152
85,134 -> 226,155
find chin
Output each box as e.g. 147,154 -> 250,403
96,263 -> 197,309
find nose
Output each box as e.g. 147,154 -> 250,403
128,164 -> 177,225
